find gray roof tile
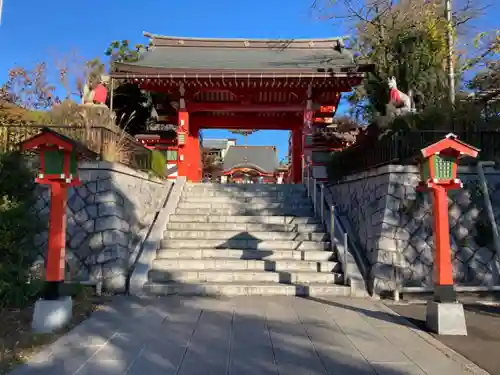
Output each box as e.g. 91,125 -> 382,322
223,146 -> 278,173
115,35 -> 355,73
202,139 -> 230,150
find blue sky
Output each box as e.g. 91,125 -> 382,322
0,0 -> 498,160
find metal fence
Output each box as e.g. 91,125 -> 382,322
0,123 -> 152,170
329,130 -> 500,181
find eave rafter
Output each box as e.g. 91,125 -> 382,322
125,76 -> 361,92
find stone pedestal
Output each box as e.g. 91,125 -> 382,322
32,296 -> 73,333
425,300 -> 467,336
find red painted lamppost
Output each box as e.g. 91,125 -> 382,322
416,133 -> 479,335
21,128 -> 94,332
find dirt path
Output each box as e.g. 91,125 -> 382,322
0,288 -> 111,375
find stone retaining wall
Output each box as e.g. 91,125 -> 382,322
34,161 -> 171,293
328,165 -> 500,295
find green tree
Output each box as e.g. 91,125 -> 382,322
313,0 -> 483,123
105,40 -> 157,135
0,151 -> 42,307
105,40 -> 149,63
467,31 -> 500,93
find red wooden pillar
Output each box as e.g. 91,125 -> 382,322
177,111 -> 188,180
45,182 -> 68,299
431,184 -> 455,301
177,111 -> 202,182
188,124 -> 202,182
291,127 -> 303,184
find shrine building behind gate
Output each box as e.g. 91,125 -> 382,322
111,33 -> 370,182
222,145 -> 279,184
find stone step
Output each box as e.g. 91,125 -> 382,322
182,191 -> 307,198
177,202 -> 312,210
152,258 -> 340,272
143,282 -> 351,297
166,222 -> 324,232
163,230 -> 328,241
156,248 -> 336,261
169,215 -> 320,225
184,183 -> 305,192
149,269 -> 343,284
160,239 -> 330,250
175,208 -> 315,216
179,196 -> 308,204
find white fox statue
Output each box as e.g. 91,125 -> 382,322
386,76 -> 415,117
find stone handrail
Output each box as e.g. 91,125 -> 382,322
303,166 -> 369,296
129,177 -> 187,295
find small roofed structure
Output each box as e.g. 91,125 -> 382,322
222,146 -> 280,184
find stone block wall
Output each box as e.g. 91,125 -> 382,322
34,161 -> 171,293
328,165 -> 500,295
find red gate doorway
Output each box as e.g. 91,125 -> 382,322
111,33 -> 370,182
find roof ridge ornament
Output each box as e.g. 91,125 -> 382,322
244,40 -> 250,47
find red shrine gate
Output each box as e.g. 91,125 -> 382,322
111,34 -> 368,182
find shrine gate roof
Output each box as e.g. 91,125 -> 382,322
202,139 -> 233,150
223,146 -> 278,174
113,33 -> 370,78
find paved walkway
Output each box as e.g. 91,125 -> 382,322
10,296 -> 484,375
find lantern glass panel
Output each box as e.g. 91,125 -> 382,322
43,150 -> 78,176
433,154 -> 455,180
44,150 -> 65,175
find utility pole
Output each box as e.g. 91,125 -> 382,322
445,0 -> 455,106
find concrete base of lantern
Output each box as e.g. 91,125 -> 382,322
31,296 -> 73,333
425,301 -> 468,336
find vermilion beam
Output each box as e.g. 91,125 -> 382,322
190,115 -> 303,130
186,102 -> 304,113
186,87 -> 309,95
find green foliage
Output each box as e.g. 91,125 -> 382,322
348,2 -> 455,121
150,150 -> 167,178
386,98 -> 500,132
110,83 -> 155,135
0,152 -> 42,308
105,40 -> 148,63
104,40 -> 157,135
327,148 -> 360,182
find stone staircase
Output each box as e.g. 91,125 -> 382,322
144,183 -> 352,296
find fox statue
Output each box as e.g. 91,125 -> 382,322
386,76 -> 415,117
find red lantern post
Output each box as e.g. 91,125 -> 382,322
21,128 -> 94,300
416,133 -> 479,335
